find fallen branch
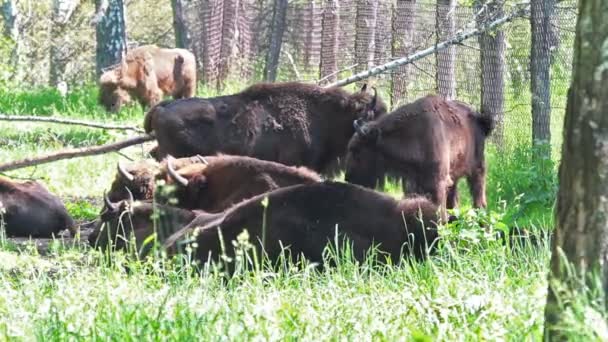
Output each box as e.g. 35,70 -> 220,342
0,134 -> 155,172
0,114 -> 144,133
325,3 -> 530,88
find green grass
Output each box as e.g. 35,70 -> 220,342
0,84 -> 601,341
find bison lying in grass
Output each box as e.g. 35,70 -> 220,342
164,154 -> 322,212
345,95 -> 494,219
164,181 -> 442,267
0,176 -> 75,237
143,82 -> 387,175
99,45 -> 196,112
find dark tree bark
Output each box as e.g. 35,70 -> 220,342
171,0 -> 190,49
50,0 -> 81,86
319,0 -> 339,83
530,0 -> 555,145
390,0 -> 417,107
217,0 -> 240,89
477,0 -> 506,146
94,0 -> 127,77
435,0 -> 456,99
303,1 -> 321,70
355,0 -> 378,75
264,0 -> 288,81
544,1 -> 608,339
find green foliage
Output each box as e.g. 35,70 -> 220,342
64,200 -> 98,221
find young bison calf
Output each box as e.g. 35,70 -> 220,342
345,95 -> 494,218
164,154 -> 322,212
164,181 -> 442,267
0,176 -> 75,237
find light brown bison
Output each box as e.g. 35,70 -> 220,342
0,176 -> 75,237
164,154 -> 322,212
99,45 -> 196,112
143,82 -> 387,175
345,95 -> 494,218
164,181 -> 442,267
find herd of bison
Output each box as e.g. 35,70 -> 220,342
0,45 -> 497,267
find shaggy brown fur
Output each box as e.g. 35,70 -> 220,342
164,154 -> 322,212
164,181 -> 441,267
345,95 -> 494,218
99,45 -> 196,112
143,82 -> 387,175
0,176 -> 75,237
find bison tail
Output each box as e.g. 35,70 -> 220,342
475,113 -> 495,137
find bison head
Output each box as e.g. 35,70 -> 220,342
162,155 -> 210,210
345,119 -> 383,189
350,84 -> 388,123
89,190 -> 142,251
106,160 -> 160,203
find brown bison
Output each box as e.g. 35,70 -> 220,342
164,154 -> 322,212
88,195 -> 206,253
105,155 -> 210,203
345,95 -> 494,217
99,45 -> 196,113
164,181 -> 442,267
0,176 -> 75,237
143,82 -> 387,174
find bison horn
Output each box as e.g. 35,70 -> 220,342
353,119 -> 368,136
370,86 -> 377,109
195,155 -> 209,165
117,161 -> 135,182
167,155 -> 189,187
103,191 -> 119,212
124,187 -> 135,204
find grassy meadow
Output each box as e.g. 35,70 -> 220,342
0,84 -> 601,341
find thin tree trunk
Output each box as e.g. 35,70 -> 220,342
171,0 -> 189,49
530,0 -> 555,146
94,0 -> 127,77
319,0 -> 339,83
391,0 -> 417,107
217,0 -> 240,89
198,1 -> 218,84
435,0 -> 456,99
1,0 -> 22,82
544,0 -> 608,339
355,0 -> 378,75
477,0 -> 505,146
264,0 -> 288,81
303,1 -> 320,70
50,0 -> 80,86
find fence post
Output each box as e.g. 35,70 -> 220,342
477,0 -> 506,147
530,0 -> 555,147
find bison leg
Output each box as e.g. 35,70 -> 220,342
446,184 -> 459,209
407,168 -> 450,222
468,166 -> 487,208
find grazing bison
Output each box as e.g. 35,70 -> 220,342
143,82 -> 387,174
0,176 -> 75,237
164,154 -> 322,212
99,45 -> 196,112
345,95 -> 494,217
164,181 -> 442,267
88,194 -> 203,253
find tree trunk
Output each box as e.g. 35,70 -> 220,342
544,1 -> 608,339
477,0 -> 505,146
264,0 -> 288,81
94,0 -> 127,77
303,1 -> 320,70
1,0 -> 22,82
319,0 -> 339,83
171,0 -> 189,49
435,0 -> 456,99
217,0 -> 240,89
530,0 -> 555,146
50,0 -> 80,86
355,0 -> 378,76
390,0 -> 417,107
198,0 -> 219,84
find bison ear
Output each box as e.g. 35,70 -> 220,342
100,70 -> 118,85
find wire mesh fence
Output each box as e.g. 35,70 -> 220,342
177,0 -> 576,151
